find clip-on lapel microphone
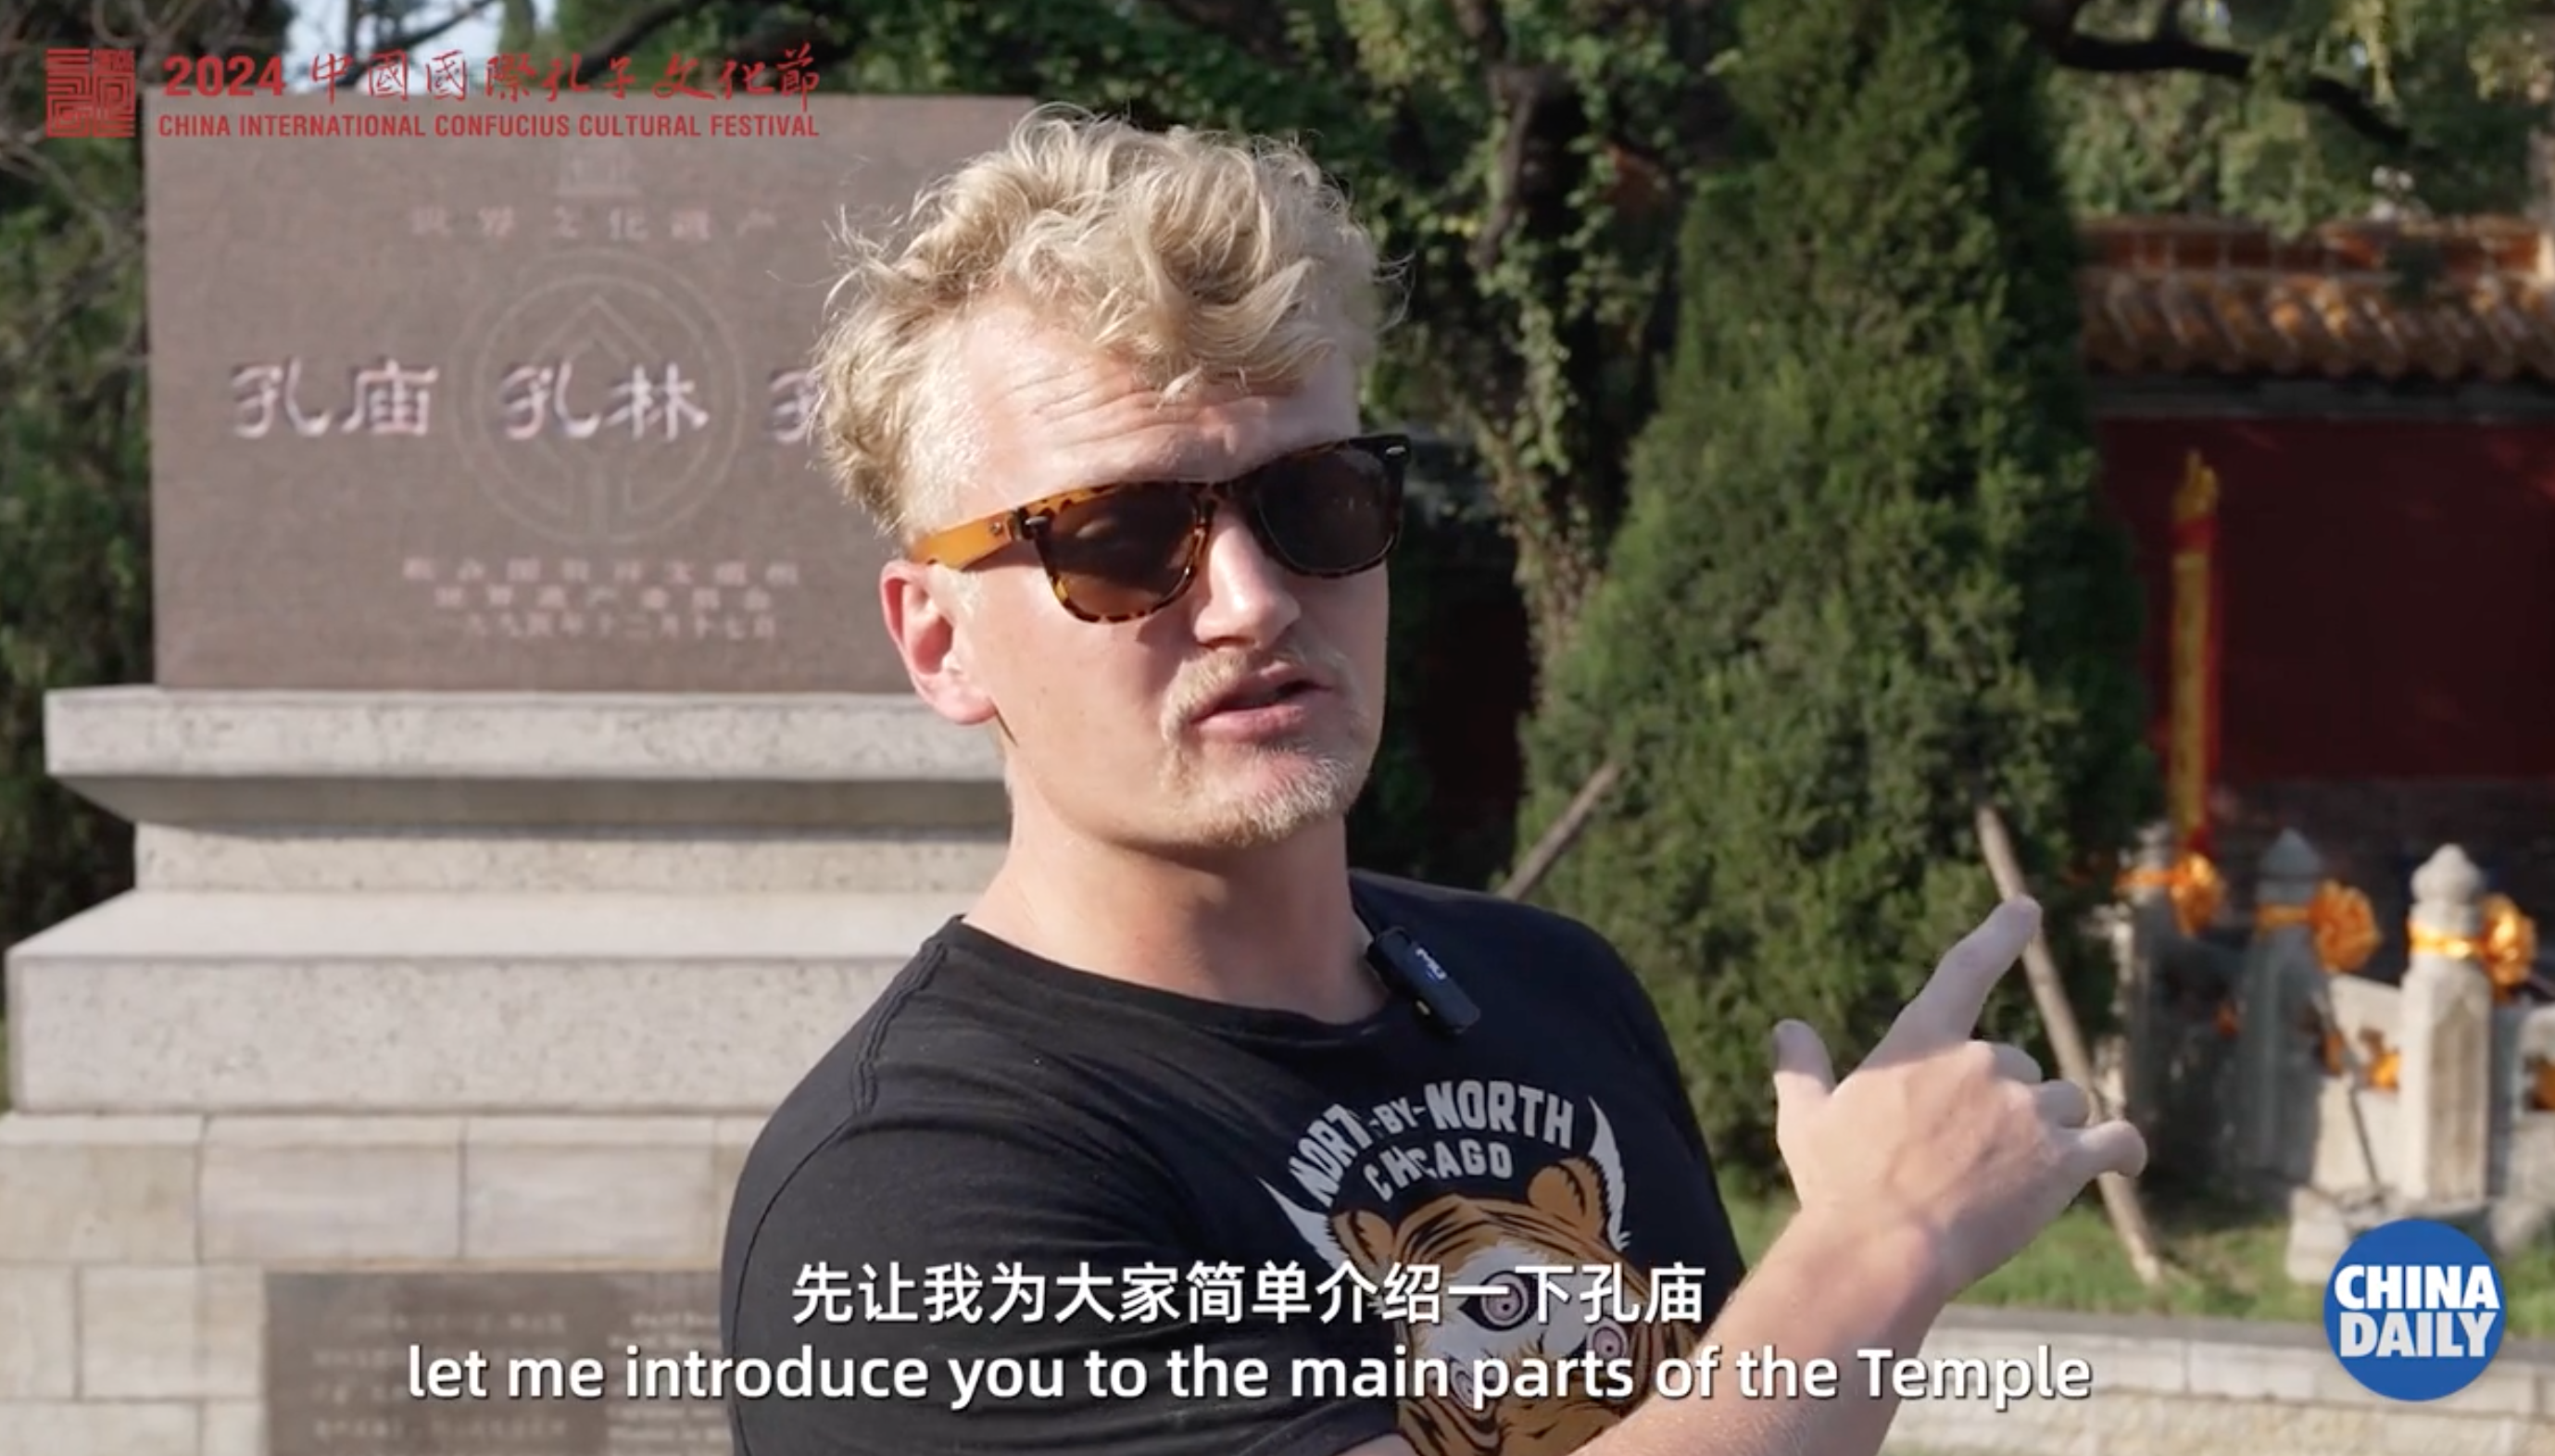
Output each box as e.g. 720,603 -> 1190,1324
1363,923 -> 1481,1038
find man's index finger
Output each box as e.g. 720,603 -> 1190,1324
1893,897 -> 2039,1049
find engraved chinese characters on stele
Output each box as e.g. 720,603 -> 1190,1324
144,90 -> 1031,691
461,246 -> 745,542
232,351 -> 812,451
1264,1082 -> 1708,1456
264,1270 -> 729,1456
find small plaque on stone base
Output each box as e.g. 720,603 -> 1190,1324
266,1270 -> 726,1456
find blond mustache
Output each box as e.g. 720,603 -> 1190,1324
1159,638 -> 1363,740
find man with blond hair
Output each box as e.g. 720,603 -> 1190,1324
722,106 -> 2145,1456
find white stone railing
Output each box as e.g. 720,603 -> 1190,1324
2115,827 -> 2555,1265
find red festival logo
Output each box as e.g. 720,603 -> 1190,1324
44,47 -> 138,138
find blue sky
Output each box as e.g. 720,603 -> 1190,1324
283,0 -> 548,90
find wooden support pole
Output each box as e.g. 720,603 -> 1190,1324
1498,760 -> 1623,901
1973,802 -> 2171,1288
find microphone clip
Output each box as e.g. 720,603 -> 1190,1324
1365,926 -> 1481,1037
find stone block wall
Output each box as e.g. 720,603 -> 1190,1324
0,690 -> 1004,1456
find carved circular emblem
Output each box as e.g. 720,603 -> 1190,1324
451,247 -> 749,547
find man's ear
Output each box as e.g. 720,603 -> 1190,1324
880,560 -> 999,727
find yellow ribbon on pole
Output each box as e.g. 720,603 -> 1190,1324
2317,1025 -> 2401,1090
2118,851 -> 2223,938
2407,893 -> 2538,1003
2366,1042 -> 2401,1092
2254,880 -> 2379,974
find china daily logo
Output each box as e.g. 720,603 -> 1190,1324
2323,1218 -> 2507,1401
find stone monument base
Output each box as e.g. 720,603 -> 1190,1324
0,689 -> 1004,1456
2283,1183 -> 2494,1286
0,1112 -> 761,1456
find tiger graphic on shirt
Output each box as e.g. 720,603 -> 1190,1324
1264,1082 -> 1704,1455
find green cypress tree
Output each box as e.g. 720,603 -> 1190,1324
1517,0 -> 2159,1188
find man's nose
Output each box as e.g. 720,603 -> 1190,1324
1186,505 -> 1303,647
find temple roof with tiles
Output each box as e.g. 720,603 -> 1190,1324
2076,216 -> 2555,385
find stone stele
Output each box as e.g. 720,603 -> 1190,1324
0,87 -> 1022,1456
145,88 -> 1030,693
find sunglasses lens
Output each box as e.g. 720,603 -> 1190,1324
1253,441 -> 1404,576
1042,483 -> 1202,619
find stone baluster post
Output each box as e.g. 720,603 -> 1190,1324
2240,830 -> 2324,1189
2491,998 -> 2526,1201
2495,1007 -> 2555,1250
2116,822 -> 2177,1135
2399,846 -> 2495,1211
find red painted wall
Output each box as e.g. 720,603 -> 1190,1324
2094,417 -> 2555,782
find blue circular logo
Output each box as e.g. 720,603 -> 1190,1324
2324,1218 -> 2505,1400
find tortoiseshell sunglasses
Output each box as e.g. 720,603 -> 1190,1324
905,433 -> 1411,623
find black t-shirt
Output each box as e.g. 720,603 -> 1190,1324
721,871 -> 1747,1456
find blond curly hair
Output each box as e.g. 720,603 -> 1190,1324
806,106 -> 1393,544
